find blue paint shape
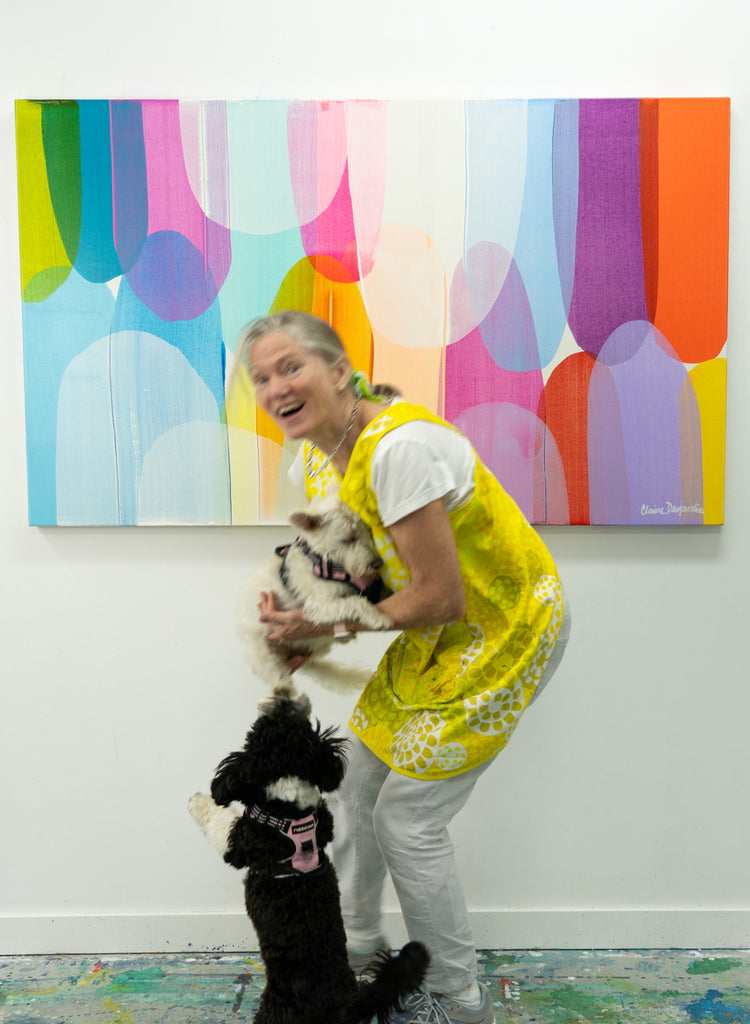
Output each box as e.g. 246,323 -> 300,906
111,100 -> 149,273
514,99 -> 569,368
75,101 -> 122,283
22,270 -> 115,525
112,276 -> 225,410
684,989 -> 750,1023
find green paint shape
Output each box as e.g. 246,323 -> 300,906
484,953 -> 517,967
41,101 -> 82,265
109,966 -> 166,992
687,957 -> 743,975
527,984 -> 619,1021
270,257 -> 317,313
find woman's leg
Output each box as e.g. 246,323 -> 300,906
371,759 -> 493,995
330,730 -> 392,954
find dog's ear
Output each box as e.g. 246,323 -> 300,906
211,748 -> 262,807
314,725 -> 349,793
289,510 -> 324,533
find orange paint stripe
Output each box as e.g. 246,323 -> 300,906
539,352 -> 597,525
652,98 -> 730,363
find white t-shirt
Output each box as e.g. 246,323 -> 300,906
289,403 -> 476,527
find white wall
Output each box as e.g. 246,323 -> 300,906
2,0 -> 749,954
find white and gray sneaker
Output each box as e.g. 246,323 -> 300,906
347,938 -> 390,976
406,983 -> 496,1024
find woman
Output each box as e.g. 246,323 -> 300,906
235,310 -> 571,1024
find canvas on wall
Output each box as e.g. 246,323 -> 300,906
15,98 -> 730,526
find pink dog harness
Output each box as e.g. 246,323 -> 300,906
248,804 -> 324,877
275,539 -> 382,602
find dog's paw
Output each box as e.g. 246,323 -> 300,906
351,602 -> 394,632
188,793 -> 215,826
189,793 -> 240,857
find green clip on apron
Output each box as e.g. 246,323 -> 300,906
303,402 -> 564,781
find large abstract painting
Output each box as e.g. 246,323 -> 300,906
15,98 -> 730,526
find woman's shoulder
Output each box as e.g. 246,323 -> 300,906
372,407 -> 473,462
369,407 -> 476,524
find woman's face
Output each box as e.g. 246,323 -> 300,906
247,329 -> 349,442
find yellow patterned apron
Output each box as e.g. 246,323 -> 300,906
303,402 -> 564,780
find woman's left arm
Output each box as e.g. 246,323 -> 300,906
375,498 -> 465,630
260,498 -> 465,643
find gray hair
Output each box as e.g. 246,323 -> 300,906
236,310 -> 401,400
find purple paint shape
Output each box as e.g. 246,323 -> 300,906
454,402 -> 558,522
479,252 -> 541,373
445,328 -> 544,424
538,425 -> 571,525
126,230 -> 220,322
587,360 -> 630,524
589,321 -> 703,524
455,243 -> 541,373
568,100 -> 647,357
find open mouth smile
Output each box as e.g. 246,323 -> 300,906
278,402 -> 304,418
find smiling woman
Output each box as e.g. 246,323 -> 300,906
230,309 -> 570,1024
246,328 -> 355,449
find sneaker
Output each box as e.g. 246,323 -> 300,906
406,983 -> 496,1024
347,937 -> 389,975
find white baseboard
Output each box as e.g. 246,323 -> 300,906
2,910 -> 749,955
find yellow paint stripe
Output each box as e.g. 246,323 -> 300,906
690,357 -> 727,525
15,100 -> 72,302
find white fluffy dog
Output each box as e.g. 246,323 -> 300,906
238,496 -> 393,693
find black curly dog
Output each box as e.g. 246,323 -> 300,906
189,688 -> 428,1024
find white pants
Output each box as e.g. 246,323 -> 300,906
331,596 -> 572,994
332,735 -> 493,993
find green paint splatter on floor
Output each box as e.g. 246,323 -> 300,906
1,949 -> 750,1024
687,957 -> 744,975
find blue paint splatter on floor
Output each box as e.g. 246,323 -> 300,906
1,949 -> 749,1023
684,988 -> 750,1023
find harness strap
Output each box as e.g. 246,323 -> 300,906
248,804 -> 322,876
274,539 -> 382,602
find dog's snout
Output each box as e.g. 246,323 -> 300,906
369,555 -> 383,571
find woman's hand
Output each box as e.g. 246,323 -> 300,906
258,592 -> 329,674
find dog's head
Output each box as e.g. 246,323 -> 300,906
210,688 -> 348,813
289,495 -> 383,584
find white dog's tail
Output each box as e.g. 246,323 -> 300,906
297,659 -> 376,696
257,683 -> 312,717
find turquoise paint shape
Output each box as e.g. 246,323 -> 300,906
227,101 -> 298,235
75,101 -> 123,283
23,270 -> 115,525
217,227 -> 306,354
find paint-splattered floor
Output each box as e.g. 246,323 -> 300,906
2,949 -> 749,1023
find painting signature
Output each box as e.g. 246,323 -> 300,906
640,501 -> 704,517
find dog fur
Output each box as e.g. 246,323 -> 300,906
189,688 -> 428,1024
237,495 -> 394,693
